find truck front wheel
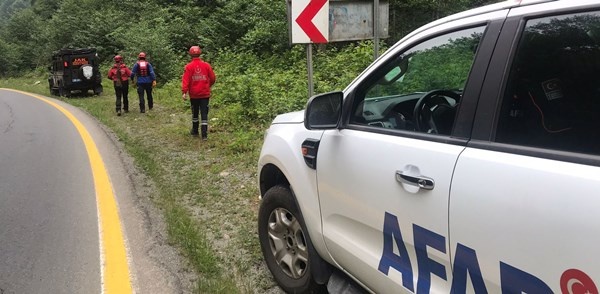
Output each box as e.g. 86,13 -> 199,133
258,185 -> 327,293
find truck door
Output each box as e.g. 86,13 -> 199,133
317,16 -> 502,293
450,7 -> 600,293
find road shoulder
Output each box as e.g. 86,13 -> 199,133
53,98 -> 196,294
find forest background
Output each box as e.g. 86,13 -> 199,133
0,0 -> 500,292
0,0 -> 501,127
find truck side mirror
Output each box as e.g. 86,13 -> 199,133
304,91 -> 343,130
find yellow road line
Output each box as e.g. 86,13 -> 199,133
3,89 -> 133,294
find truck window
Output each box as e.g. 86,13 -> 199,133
496,10 -> 600,155
350,26 -> 485,135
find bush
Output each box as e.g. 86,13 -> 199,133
209,42 -> 380,130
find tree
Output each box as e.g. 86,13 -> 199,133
1,8 -> 45,68
0,0 -> 505,78
0,39 -> 21,75
199,0 -> 288,54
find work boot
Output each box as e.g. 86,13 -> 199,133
191,122 -> 199,137
201,125 -> 208,140
117,109 -> 122,116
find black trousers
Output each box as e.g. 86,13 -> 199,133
137,83 -> 153,111
190,98 -> 209,136
114,81 -> 129,112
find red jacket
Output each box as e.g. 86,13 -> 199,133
182,58 -> 216,99
107,63 -> 132,82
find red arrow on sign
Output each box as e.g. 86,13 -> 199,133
295,0 -> 328,43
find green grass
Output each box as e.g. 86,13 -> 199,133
0,75 -> 274,293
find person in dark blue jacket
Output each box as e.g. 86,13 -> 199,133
130,52 -> 156,113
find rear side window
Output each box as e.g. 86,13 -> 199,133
496,11 -> 600,155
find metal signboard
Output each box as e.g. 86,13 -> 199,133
329,1 -> 389,42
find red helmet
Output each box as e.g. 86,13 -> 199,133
189,46 -> 201,57
138,52 -> 146,59
114,55 -> 123,63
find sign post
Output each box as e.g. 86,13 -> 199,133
307,44 -> 314,98
374,0 -> 380,59
291,0 -> 329,98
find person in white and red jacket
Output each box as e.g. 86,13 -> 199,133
181,46 -> 216,139
107,55 -> 132,116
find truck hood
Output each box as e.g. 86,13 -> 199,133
272,110 -> 305,124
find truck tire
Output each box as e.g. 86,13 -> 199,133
93,85 -> 103,95
258,185 -> 327,293
48,78 -> 56,95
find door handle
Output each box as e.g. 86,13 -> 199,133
395,171 -> 435,190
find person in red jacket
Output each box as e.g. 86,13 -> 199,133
182,46 -> 216,139
107,55 -> 132,116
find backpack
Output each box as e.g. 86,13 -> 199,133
115,65 -> 122,86
138,61 -> 148,77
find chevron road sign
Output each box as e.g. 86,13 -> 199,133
291,0 -> 329,44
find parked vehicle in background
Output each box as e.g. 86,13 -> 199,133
257,0 -> 600,293
48,47 -> 103,97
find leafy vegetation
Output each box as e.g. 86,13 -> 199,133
0,0 -> 502,292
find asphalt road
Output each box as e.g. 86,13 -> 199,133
0,89 -> 191,294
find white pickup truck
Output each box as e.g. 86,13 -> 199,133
257,0 -> 600,293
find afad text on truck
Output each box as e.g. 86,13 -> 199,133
378,212 -> 598,294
